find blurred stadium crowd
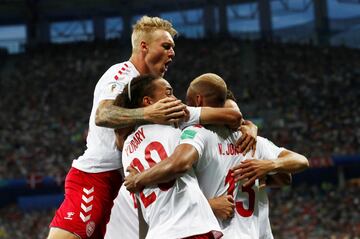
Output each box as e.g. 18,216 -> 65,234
0,38 -> 359,238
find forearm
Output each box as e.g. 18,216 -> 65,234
200,107 -> 242,129
136,145 -> 197,188
136,159 -> 184,188
265,173 -> 292,187
96,102 -> 147,129
273,150 -> 309,174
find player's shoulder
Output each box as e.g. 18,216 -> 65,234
254,136 -> 281,156
183,124 -> 206,132
101,61 -> 137,82
256,136 -> 275,147
134,124 -> 181,140
180,124 -> 208,139
146,124 -> 180,132
203,125 -> 235,139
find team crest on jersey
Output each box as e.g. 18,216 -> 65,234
110,84 -> 118,92
181,129 -> 197,139
86,221 -> 96,237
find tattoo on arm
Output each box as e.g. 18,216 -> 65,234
96,102 -> 147,129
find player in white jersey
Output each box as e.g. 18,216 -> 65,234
105,76 -> 260,239
124,73 -> 309,239
47,15 -> 257,239
225,91 -> 292,239
116,74 -> 223,239
47,16 -> 187,239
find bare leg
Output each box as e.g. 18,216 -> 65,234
47,227 -> 81,239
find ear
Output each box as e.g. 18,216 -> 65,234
140,41 -> 148,53
195,95 -> 203,107
143,96 -> 153,106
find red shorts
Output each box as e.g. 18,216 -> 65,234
183,231 -> 223,239
50,167 -> 122,238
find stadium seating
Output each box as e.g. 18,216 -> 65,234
0,38 -> 359,238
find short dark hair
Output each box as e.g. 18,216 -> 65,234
114,74 -> 159,108
226,89 -> 237,102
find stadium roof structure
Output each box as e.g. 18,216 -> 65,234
0,0 -> 257,26
1,0 -> 360,50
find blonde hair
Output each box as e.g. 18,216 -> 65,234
131,16 -> 177,52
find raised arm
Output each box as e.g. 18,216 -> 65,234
95,98 -> 186,129
124,144 -> 199,192
199,107 -> 242,130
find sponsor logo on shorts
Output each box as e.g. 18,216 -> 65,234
86,221 -> 96,237
64,212 -> 75,220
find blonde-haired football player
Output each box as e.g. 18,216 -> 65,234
47,16 -> 184,239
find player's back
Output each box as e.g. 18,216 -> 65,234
122,124 -> 221,239
180,125 -> 262,238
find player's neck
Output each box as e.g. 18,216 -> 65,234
129,54 -> 148,75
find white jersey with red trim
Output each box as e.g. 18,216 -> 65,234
105,109 -> 202,239
72,61 -> 139,173
71,61 -> 201,173
179,125 -> 283,239
258,189 -> 274,239
105,185 -> 139,239
122,124 -> 221,239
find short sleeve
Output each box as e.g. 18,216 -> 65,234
179,126 -> 207,159
99,77 -> 126,101
256,136 -> 285,175
97,65 -> 131,101
99,81 -> 126,101
180,107 -> 201,129
256,136 -> 284,160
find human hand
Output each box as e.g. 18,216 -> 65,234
231,159 -> 275,187
208,195 -> 235,220
124,166 -> 142,193
237,120 -> 257,156
144,97 -> 186,125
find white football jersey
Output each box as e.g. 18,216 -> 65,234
258,188 -> 274,239
122,124 -> 221,239
71,60 -> 201,173
72,61 -> 139,173
105,185 -> 139,239
179,125 -> 283,239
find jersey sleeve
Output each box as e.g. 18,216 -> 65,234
256,136 -> 284,160
179,107 -> 201,129
256,136 -> 285,175
98,65 -> 129,101
179,126 -> 207,159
